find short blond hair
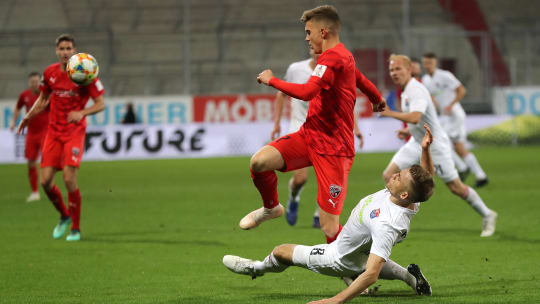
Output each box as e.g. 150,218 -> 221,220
300,5 -> 340,33
389,54 -> 412,68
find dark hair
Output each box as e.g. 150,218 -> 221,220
301,5 -> 341,33
28,71 -> 40,78
422,52 -> 437,59
409,165 -> 434,202
56,33 -> 75,47
410,57 -> 420,63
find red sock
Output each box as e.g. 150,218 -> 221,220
325,224 -> 343,244
28,167 -> 38,192
68,189 -> 82,231
45,185 -> 69,217
250,169 -> 279,209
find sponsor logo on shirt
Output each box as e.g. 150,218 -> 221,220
369,208 -> 380,219
312,64 -> 327,78
329,184 -> 342,199
54,90 -> 80,98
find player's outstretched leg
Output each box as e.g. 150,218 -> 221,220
451,149 -> 469,182
64,166 -> 82,242
407,264 -> 432,296
240,146 -> 285,230
223,244 -> 293,279
463,152 -> 488,187
446,179 -> 497,237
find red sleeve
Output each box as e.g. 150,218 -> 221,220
355,68 -> 382,104
269,76 -> 322,101
40,70 -> 52,96
314,52 -> 338,89
16,92 -> 25,109
88,78 -> 105,98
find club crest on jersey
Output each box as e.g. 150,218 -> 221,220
72,147 -> 80,157
329,184 -> 342,199
312,64 -> 327,78
370,208 -> 380,219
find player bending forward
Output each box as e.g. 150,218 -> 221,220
224,125 -> 435,304
17,34 -> 105,242
381,54 -> 496,237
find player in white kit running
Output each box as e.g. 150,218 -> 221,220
381,54 -> 497,237
421,52 -> 489,187
271,50 -> 322,228
224,125 -> 436,303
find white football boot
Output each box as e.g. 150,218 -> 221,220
480,211 -> 497,237
222,255 -> 262,279
239,204 -> 284,230
26,192 -> 40,202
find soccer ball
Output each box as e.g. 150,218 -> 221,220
67,53 -> 99,85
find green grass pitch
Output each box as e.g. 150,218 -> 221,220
1,146 -> 540,303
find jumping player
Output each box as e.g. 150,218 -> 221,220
381,54 -> 497,237
224,125 -> 436,303
17,34 -> 105,241
10,72 -> 49,202
421,52 -> 489,187
240,5 -> 385,244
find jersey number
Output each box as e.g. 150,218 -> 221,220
310,248 -> 325,256
434,164 -> 444,175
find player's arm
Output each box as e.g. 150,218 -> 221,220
16,92 -> 50,134
420,123 -> 434,176
271,91 -> 288,140
10,106 -> 21,131
308,254 -> 385,304
380,108 -> 422,124
444,84 -> 466,114
430,95 -> 439,113
68,95 -> 105,123
258,69 -> 322,101
355,68 -> 386,112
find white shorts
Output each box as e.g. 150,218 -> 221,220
391,139 -> 459,183
292,244 -> 365,278
440,107 -> 467,143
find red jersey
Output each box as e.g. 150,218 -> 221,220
17,89 -> 49,135
40,63 -> 104,140
302,43 -> 357,156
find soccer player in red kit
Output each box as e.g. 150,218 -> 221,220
17,34 -> 105,242
240,5 -> 386,243
10,72 -> 49,202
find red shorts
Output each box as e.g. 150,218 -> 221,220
41,130 -> 86,170
269,129 -> 354,215
25,131 -> 47,161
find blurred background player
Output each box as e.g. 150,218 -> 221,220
381,54 -> 497,237
271,49 -> 322,228
223,125 -> 436,303
421,52 -> 489,187
242,5 -> 385,244
17,34 -> 105,242
10,72 -> 49,202
395,57 -> 422,142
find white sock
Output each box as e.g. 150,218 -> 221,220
253,253 -> 288,274
464,153 -> 487,180
378,259 -> 416,289
313,206 -> 320,217
464,187 -> 491,217
288,178 -> 305,203
452,149 -> 468,173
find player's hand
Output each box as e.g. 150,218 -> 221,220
271,123 -> 281,140
443,104 -> 453,115
257,69 -> 274,85
16,116 -> 30,134
422,123 -> 433,149
372,98 -> 387,112
355,130 -> 363,149
378,105 -> 392,117
397,128 -> 410,140
67,111 -> 84,123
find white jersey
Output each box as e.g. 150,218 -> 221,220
401,78 -> 449,147
421,68 -> 466,120
284,58 -> 313,132
333,189 -> 417,272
